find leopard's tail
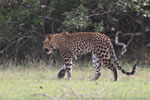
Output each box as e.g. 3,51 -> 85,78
108,41 -> 137,75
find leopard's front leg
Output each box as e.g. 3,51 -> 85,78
58,64 -> 66,79
58,51 -> 74,80
65,58 -> 73,80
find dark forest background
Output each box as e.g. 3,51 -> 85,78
0,0 -> 149,66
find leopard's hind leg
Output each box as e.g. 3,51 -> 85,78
102,51 -> 118,81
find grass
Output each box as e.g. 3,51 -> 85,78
0,63 -> 150,100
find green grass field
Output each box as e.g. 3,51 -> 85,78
0,63 -> 150,100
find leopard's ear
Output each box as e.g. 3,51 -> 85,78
46,34 -> 51,40
62,32 -> 69,35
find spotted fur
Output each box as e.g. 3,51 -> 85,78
43,32 -> 137,81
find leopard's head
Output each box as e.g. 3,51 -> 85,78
43,34 -> 57,55
43,32 -> 69,55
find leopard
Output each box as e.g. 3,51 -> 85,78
43,32 -> 137,81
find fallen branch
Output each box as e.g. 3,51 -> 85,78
70,88 -> 81,100
31,93 -> 57,100
57,88 -> 67,100
62,85 -> 81,100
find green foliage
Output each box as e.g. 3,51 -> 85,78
0,0 -> 45,60
63,5 -> 92,31
0,0 -> 149,63
63,0 -> 150,63
94,22 -> 105,32
0,0 -> 80,60
63,0 -> 150,33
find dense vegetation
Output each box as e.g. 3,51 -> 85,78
0,0 -> 149,65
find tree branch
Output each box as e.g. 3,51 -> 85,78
115,31 -> 127,55
115,31 -> 143,55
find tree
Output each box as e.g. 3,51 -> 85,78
63,0 -> 150,55
0,0 -> 149,64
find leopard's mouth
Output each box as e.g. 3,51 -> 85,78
44,47 -> 53,55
